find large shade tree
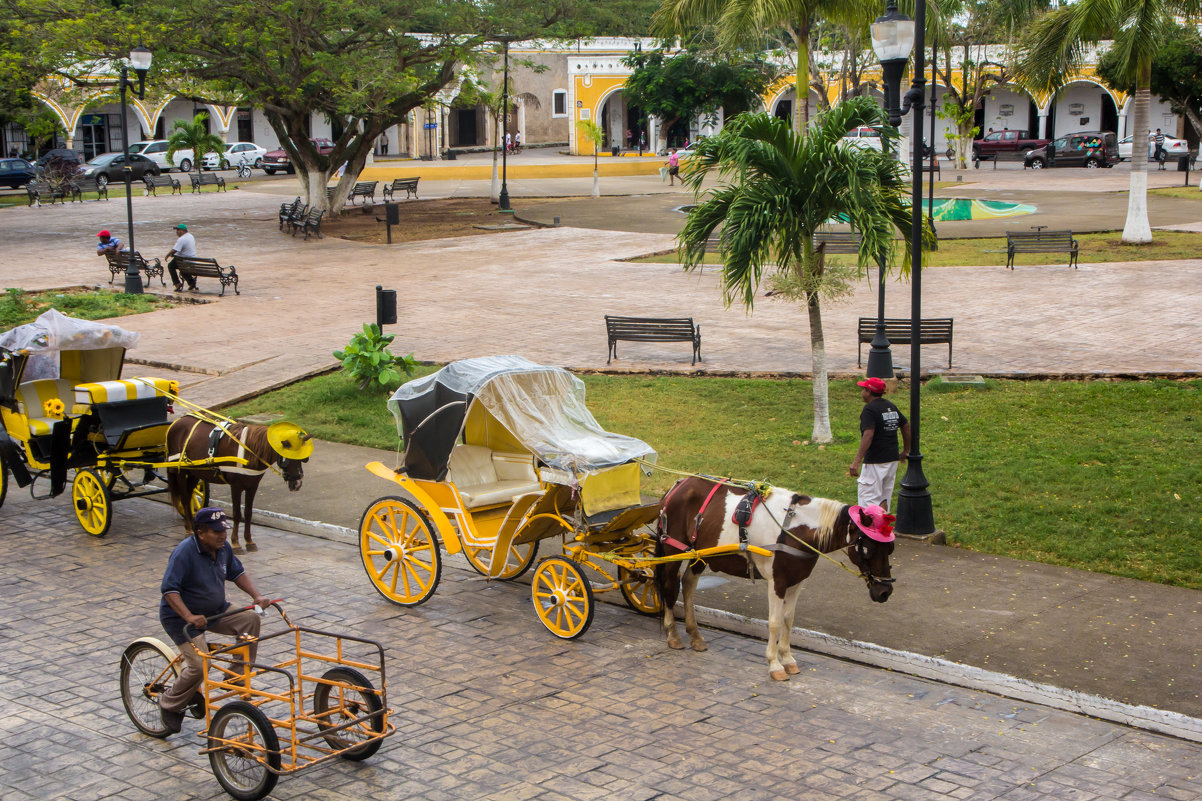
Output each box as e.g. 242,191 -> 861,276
1096,24 -> 1202,148
677,97 -> 919,442
1015,0 -> 1202,243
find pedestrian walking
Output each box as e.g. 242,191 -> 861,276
1153,129 -> 1166,169
514,131 -> 521,153
379,131 -> 389,156
848,377 -> 911,511
505,131 -> 512,153
165,222 -> 197,291
665,148 -> 680,186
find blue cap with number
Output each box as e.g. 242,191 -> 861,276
193,507 -> 230,531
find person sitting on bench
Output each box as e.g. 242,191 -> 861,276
165,222 -> 198,291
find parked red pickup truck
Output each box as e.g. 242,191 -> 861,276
973,129 -> 1049,160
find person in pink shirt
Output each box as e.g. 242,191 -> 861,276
666,148 -> 679,186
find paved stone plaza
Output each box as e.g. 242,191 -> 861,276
3,490 -> 1202,801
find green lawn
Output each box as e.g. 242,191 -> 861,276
0,287 -> 175,328
226,371 -> 1202,590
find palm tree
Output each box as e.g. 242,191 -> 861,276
166,113 -> 225,177
1015,0 -> 1189,244
678,96 -> 919,442
576,119 -> 604,198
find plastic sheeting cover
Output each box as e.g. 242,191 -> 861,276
0,309 -> 139,381
389,356 -> 656,475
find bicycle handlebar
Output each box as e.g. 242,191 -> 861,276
183,598 -> 284,638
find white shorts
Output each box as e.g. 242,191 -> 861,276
857,462 -> 899,511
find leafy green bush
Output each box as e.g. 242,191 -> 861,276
332,323 -> 417,392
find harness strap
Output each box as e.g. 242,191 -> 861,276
690,481 -> 724,546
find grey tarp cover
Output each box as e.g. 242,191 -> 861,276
388,355 -> 656,477
0,309 -> 139,380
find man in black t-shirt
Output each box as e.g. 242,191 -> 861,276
848,377 -> 911,511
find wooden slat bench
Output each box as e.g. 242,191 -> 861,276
292,208 -> 325,240
1005,230 -> 1078,270
349,180 -> 378,205
919,158 -> 941,179
814,230 -> 862,255
26,180 -> 68,206
143,174 -> 182,196
973,152 -> 998,169
172,255 -> 239,295
605,315 -> 701,365
382,177 -> 419,201
105,251 -> 166,286
189,172 -> 227,193
857,317 -> 954,368
68,177 -> 109,202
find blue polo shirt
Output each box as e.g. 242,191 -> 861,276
159,534 -> 246,645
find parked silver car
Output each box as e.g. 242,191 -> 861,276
1117,133 -> 1189,165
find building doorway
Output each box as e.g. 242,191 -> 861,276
78,114 -> 108,159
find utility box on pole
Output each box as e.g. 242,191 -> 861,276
376,284 -> 397,327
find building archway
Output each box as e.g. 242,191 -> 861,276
1046,80 -> 1119,140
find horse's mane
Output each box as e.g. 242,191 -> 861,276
809,497 -> 847,551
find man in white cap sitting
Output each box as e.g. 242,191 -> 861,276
158,506 -> 270,735
848,376 -> 911,512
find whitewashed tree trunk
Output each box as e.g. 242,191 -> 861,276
807,293 -> 833,443
592,168 -> 600,198
491,150 -> 500,203
1122,83 -> 1153,243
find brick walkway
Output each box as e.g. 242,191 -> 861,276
4,489 -> 1202,800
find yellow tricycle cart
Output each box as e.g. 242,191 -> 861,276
358,355 -> 668,639
0,310 -> 217,534
120,602 -> 393,800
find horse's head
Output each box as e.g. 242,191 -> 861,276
844,505 -> 896,603
278,456 -> 306,491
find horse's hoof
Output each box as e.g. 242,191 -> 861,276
232,545 -> 245,555
245,542 -> 258,552
785,663 -> 801,675
690,640 -> 708,653
770,670 -> 790,682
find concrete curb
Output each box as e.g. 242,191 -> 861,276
230,505 -> 1202,744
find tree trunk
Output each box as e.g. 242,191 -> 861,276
491,121 -> 500,203
1122,63 -> 1153,244
794,25 -> 810,134
806,289 -> 832,443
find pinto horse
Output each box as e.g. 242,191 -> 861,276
166,416 -> 308,553
655,476 -> 895,680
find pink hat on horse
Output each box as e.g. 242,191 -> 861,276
849,505 -> 896,542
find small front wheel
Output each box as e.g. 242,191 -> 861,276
619,566 -> 663,615
359,496 -> 442,606
119,638 -> 180,737
531,556 -> 594,639
208,701 -> 280,801
73,468 -> 112,536
313,667 -> 384,761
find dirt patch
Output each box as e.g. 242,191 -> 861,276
322,197 -> 562,244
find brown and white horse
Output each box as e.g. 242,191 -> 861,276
166,416 -> 308,553
655,476 -> 895,680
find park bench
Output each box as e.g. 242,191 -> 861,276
105,251 -> 166,287
814,230 -> 863,256
1005,229 -> 1079,270
382,177 -> 419,201
605,315 -> 702,365
857,317 -> 954,368
171,255 -> 239,296
919,158 -> 941,179
68,177 -> 109,202
26,180 -> 68,206
189,172 -> 227,193
292,208 -> 325,240
278,197 -> 303,230
348,180 -> 378,205
143,174 -> 182,196
973,152 -> 998,169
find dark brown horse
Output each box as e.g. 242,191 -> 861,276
655,476 -> 895,680
166,416 -> 308,553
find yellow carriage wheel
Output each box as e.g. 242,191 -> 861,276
618,566 -> 663,615
462,539 -> 539,580
531,556 -> 594,640
189,480 -> 210,517
72,468 -> 112,537
359,496 -> 442,607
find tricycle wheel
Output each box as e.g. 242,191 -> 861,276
313,667 -> 384,761
531,556 -> 594,640
619,566 -> 663,615
208,700 -> 280,801
359,496 -> 442,606
119,638 -> 180,738
190,479 -> 210,517
72,468 -> 112,536
462,538 -> 539,580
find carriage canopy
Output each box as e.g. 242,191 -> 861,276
1,309 -> 138,398
388,356 -> 656,480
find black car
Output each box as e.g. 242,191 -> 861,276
1024,131 -> 1120,169
78,153 -> 160,188
35,148 -> 83,167
0,158 -> 35,189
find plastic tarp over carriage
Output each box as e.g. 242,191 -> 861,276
0,309 -> 140,384
388,355 -> 656,481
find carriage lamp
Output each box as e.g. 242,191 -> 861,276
874,0 -> 936,537
119,45 -> 153,294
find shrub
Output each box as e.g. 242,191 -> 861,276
333,323 -> 416,392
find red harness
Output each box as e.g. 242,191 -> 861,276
659,480 -> 760,553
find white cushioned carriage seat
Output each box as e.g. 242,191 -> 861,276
14,379 -> 78,436
447,444 -> 541,509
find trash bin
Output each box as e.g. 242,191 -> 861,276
611,146 -> 620,157
443,149 -> 456,160
1177,155 -> 1190,172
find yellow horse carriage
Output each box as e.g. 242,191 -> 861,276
358,356 -> 667,639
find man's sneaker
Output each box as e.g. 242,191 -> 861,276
161,707 -> 184,734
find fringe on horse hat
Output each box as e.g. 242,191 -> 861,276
849,505 -> 896,542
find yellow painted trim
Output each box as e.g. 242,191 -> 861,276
358,159 -> 660,182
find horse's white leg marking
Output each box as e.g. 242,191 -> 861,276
766,584 -> 788,680
778,582 -> 804,674
681,568 -> 707,652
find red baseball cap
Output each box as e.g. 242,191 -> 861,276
857,377 -> 887,394
97,230 -> 111,238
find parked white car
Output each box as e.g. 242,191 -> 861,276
841,126 -> 884,151
127,140 -> 195,172
201,142 -> 269,170
1117,133 -> 1190,164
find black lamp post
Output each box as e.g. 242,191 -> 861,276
872,0 -> 935,536
118,45 -> 153,294
498,39 -> 512,212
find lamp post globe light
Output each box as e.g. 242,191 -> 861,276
871,0 -> 936,536
119,45 -> 153,294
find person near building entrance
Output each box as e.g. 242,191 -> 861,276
505,131 -> 512,153
1152,129 -> 1166,168
158,507 -> 270,735
96,229 -> 123,258
514,131 -> 521,153
165,222 -> 197,291
379,131 -> 389,156
848,377 -> 911,511
665,148 -> 680,186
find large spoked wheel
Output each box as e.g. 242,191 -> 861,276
208,701 -> 281,801
312,667 -> 384,761
462,538 -> 539,580
72,468 -> 112,537
359,496 -> 442,606
531,556 -> 594,640
119,639 -> 180,738
619,566 -> 663,616
190,480 -> 210,517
